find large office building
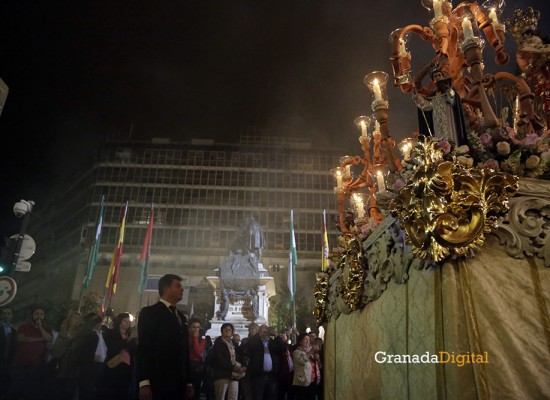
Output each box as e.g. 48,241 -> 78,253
15,134 -> 343,323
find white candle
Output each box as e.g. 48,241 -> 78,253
336,170 -> 342,188
489,8 -> 498,26
398,38 -> 406,54
433,0 -> 443,17
355,196 -> 365,218
373,79 -> 382,101
462,18 -> 474,40
376,171 -> 386,192
360,121 -> 367,137
403,144 -> 411,160
345,165 -> 351,175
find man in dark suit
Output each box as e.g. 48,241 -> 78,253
137,274 -> 194,400
0,307 -> 16,398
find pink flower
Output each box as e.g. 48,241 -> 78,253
438,140 -> 451,154
522,133 -> 541,148
392,179 -> 406,191
479,133 -> 493,148
525,155 -> 540,169
484,158 -> 500,170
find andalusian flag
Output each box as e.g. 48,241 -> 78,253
105,202 -> 128,304
288,210 -> 298,302
82,195 -> 105,289
321,209 -> 330,271
138,205 -> 154,294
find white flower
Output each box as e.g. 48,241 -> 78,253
496,141 -> 511,156
541,151 -> 550,165
456,145 -> 470,154
457,156 -> 474,167
525,155 -> 540,169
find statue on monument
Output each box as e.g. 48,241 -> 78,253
217,216 -> 266,321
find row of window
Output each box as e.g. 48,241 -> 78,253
91,186 -> 334,211
98,225 -> 336,253
95,166 -> 335,190
91,206 -> 336,232
102,147 -> 341,171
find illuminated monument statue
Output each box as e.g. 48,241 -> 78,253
206,216 -> 275,337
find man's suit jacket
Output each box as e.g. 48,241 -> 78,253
0,323 -> 16,366
137,301 -> 192,399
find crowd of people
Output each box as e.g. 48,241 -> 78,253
0,274 -> 324,400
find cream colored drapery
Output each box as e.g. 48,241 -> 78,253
324,234 -> 550,399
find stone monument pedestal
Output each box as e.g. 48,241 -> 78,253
206,263 -> 276,338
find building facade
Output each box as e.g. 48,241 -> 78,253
15,134 -> 343,325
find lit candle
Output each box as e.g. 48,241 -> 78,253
345,165 -> 351,175
398,38 -> 406,54
433,0 -> 443,18
354,195 -> 365,218
372,79 -> 382,101
336,170 -> 342,188
360,121 -> 367,137
462,18 -> 474,40
489,8 -> 499,26
376,171 -> 386,192
403,144 -> 411,160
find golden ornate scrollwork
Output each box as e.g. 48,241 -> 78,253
314,272 -> 330,325
390,136 -> 519,262
336,234 -> 366,311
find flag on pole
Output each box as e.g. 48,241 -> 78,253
189,302 -> 194,318
288,210 -> 298,302
105,202 -> 128,304
83,195 -> 105,289
321,209 -> 330,271
138,205 -> 154,294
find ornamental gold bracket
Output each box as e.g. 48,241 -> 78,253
389,136 -> 519,262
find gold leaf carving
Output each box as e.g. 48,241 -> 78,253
390,136 -> 519,262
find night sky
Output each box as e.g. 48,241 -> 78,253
1,0 -> 549,235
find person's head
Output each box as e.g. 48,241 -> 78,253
1,308 -> 12,324
248,323 -> 259,337
158,274 -> 184,304
308,332 -> 317,341
83,313 -> 103,332
205,335 -> 213,347
258,324 -> 269,339
31,307 -> 45,324
113,312 -> 131,332
297,333 -> 310,348
220,323 -> 234,340
268,326 -> 277,338
232,333 -> 241,346
66,311 -> 82,329
189,317 -> 201,336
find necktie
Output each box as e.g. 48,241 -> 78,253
169,305 -> 181,325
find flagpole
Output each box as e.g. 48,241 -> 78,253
78,195 -> 105,312
289,209 -> 298,343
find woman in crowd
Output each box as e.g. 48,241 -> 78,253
47,310 -> 82,400
210,323 -> 246,400
292,333 -> 316,400
188,317 -> 206,399
103,312 -> 138,400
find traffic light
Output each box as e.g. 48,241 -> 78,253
0,237 -> 16,276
